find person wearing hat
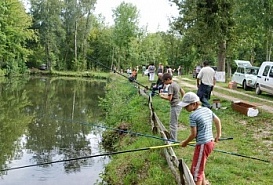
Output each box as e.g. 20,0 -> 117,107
178,92 -> 222,185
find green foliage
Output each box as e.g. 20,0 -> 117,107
2,0 -> 273,77
0,0 -> 34,75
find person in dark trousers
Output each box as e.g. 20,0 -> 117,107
179,92 -> 222,185
151,73 -> 164,96
196,61 -> 216,109
159,73 -> 185,141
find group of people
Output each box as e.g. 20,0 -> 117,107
157,60 -> 220,185
142,63 -> 183,82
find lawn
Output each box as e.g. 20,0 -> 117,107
100,72 -> 273,185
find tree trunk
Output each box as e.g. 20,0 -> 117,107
74,20 -> 78,67
217,40 -> 226,71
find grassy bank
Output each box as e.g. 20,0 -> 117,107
100,73 -> 273,185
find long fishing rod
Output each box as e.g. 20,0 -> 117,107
0,143 -> 189,172
212,148 -> 271,163
1,140 -> 270,172
94,60 -> 157,93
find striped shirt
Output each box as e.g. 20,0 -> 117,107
189,107 -> 214,144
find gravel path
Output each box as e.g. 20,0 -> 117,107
174,77 -> 273,114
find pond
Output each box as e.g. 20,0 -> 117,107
0,76 -> 109,185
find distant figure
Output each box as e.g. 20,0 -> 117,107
148,63 -> 156,81
157,63 -> 164,75
177,66 -> 182,76
196,61 -> 216,108
195,65 -> 201,78
166,66 -> 174,76
151,73 -> 164,96
127,67 -> 132,76
142,65 -> 146,76
129,68 -> 137,82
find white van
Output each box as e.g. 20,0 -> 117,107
255,61 -> 273,95
231,60 -> 259,90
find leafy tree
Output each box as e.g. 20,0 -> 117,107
112,2 -> 139,69
234,0 -> 273,63
171,0 -> 235,71
29,0 -> 65,71
0,0 -> 34,75
61,0 -> 96,71
87,16 -> 114,71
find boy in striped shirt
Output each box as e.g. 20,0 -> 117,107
178,92 -> 222,185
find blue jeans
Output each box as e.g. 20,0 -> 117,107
197,83 -> 213,108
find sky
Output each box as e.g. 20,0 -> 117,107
94,0 -> 179,33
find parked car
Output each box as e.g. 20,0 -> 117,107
231,60 -> 259,90
255,61 -> 273,95
39,64 -> 47,70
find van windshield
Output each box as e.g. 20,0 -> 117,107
246,68 -> 259,75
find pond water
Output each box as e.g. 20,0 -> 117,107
0,76 -> 109,185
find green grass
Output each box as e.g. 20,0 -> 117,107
99,73 -> 273,185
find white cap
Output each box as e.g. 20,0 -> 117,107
178,92 -> 200,107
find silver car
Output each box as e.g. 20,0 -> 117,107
231,60 -> 259,90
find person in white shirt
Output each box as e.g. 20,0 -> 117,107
148,63 -> 156,81
196,61 -> 216,108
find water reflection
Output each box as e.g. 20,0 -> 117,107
0,76 -> 109,185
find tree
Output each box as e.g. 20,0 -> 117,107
0,0 -> 34,75
171,0 -> 235,71
29,0 -> 65,71
61,0 -> 96,70
112,2 -> 139,69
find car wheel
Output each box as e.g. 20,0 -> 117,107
255,84 -> 261,95
243,80 -> 248,90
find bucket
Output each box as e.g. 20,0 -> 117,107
213,99 -> 221,109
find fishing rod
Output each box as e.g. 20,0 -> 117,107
1,140 -> 270,172
212,148 -> 271,163
52,116 -> 233,145
94,60 -> 158,94
0,143 -> 191,172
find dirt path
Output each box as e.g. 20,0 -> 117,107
174,77 -> 273,114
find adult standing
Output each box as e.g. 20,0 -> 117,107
195,65 -> 201,78
177,66 -> 182,76
196,61 -> 216,108
157,63 -> 164,75
142,65 -> 146,76
148,63 -> 156,81
166,66 -> 174,76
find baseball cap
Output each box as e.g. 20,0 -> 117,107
178,92 -> 200,107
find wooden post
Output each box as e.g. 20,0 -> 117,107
179,159 -> 186,185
